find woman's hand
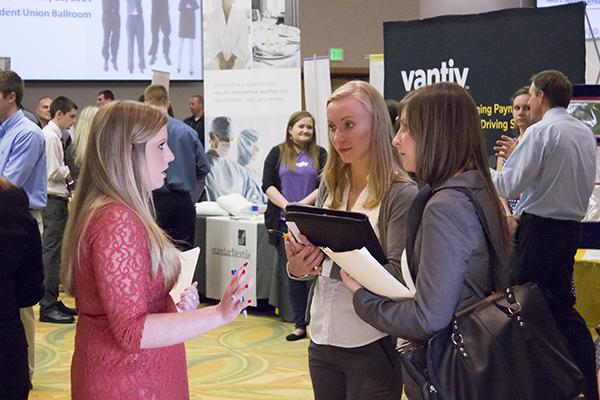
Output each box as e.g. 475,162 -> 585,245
216,262 -> 253,323
176,281 -> 200,312
284,233 -> 324,277
340,270 -> 363,295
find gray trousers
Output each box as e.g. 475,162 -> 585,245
308,337 -> 403,400
126,14 -> 145,72
41,197 -> 68,303
101,12 -> 120,62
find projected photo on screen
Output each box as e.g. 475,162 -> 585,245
0,0 -> 203,81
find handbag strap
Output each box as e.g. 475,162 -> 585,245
405,184 -> 433,280
440,186 -> 503,299
405,184 -> 508,300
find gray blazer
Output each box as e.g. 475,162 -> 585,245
353,171 -> 500,342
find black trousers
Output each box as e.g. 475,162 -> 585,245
153,190 -> 195,251
514,213 -> 598,400
274,220 -> 310,328
0,320 -> 29,400
308,337 -> 403,400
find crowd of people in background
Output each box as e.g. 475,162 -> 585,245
0,67 -> 599,400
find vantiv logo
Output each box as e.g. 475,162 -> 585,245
401,59 -> 469,91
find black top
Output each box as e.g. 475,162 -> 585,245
261,144 -> 328,241
0,185 -> 44,322
183,115 -> 205,148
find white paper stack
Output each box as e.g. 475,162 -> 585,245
170,247 -> 201,305
321,247 -> 416,300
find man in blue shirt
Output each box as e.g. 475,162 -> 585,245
0,70 -> 47,387
491,70 -> 598,399
144,84 -> 210,250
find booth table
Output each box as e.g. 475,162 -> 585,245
193,215 -> 294,322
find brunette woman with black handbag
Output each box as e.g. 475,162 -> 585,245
342,82 -> 585,400
341,82 -> 511,399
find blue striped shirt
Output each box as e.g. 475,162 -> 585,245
491,107 -> 596,221
0,110 -> 47,209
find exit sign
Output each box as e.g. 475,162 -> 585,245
329,48 -> 344,61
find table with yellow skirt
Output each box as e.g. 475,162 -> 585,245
574,249 -> 600,338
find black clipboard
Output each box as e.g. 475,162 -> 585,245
285,204 -> 387,264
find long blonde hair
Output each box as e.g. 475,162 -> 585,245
323,80 -> 410,209
73,106 -> 99,167
279,110 -> 320,172
61,101 -> 180,296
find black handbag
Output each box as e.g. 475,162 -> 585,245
398,185 -> 584,400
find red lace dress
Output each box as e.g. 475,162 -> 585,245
71,202 -> 189,400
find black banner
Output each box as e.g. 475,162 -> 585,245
384,3 -> 586,153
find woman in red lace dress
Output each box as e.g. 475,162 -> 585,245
61,101 -> 251,399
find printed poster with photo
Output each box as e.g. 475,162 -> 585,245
202,0 -> 302,202
202,0 -> 299,71
203,68 -> 302,201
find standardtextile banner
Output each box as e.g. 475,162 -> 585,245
383,3 -> 586,153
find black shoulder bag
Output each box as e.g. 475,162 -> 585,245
398,185 -> 584,400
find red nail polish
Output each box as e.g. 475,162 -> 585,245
243,262 -> 248,266
242,269 -> 246,275
245,284 -> 249,289
247,299 -> 252,304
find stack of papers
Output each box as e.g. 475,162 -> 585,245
170,247 -> 200,305
321,247 -> 415,300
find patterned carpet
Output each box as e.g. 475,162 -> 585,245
29,299 -> 314,400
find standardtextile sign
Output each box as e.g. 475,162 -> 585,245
383,3 -> 586,152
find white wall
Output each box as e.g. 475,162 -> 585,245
586,40 -> 600,84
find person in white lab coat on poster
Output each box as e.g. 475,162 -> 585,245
204,0 -> 251,70
205,117 -> 264,201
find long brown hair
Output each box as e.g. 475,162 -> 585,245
279,110 -> 320,172
323,80 -> 410,209
404,82 -> 508,247
61,101 -> 180,296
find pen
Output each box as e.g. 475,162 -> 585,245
267,229 -> 289,240
230,268 -> 248,318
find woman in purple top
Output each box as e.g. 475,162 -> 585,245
262,111 -> 327,341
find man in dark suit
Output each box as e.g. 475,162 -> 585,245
183,95 -> 205,148
101,0 -> 120,71
148,0 -> 171,66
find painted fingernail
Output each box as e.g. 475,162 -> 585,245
245,284 -> 249,289
243,262 -> 248,267
242,269 -> 246,275
247,299 -> 252,304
